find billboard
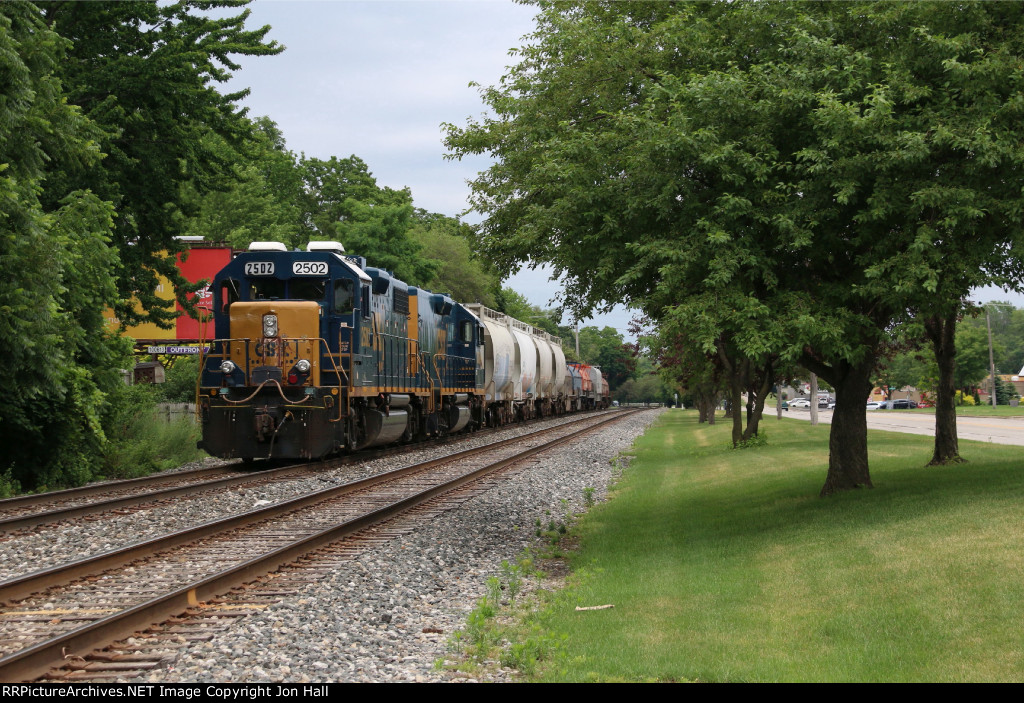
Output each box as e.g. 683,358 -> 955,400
104,245 -> 232,342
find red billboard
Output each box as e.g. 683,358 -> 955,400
175,246 -> 232,339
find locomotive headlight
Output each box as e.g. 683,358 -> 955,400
295,359 -> 311,373
262,313 -> 279,338
219,360 -> 237,374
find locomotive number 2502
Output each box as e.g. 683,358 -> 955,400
244,261 -> 275,276
292,261 -> 329,275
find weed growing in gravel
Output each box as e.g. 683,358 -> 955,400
0,470 -> 20,499
447,629 -> 464,655
583,486 -> 596,508
518,549 -> 536,576
501,560 -> 523,605
440,551 -> 568,678
486,576 -> 503,605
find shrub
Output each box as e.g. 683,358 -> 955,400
955,390 -> 976,406
101,383 -> 203,479
155,355 -> 200,403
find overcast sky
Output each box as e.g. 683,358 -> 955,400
223,0 -> 639,337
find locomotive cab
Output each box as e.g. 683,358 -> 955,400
199,242 -> 375,459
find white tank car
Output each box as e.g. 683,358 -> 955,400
549,331 -> 566,407
465,304 -> 516,404
588,366 -> 603,402
510,319 -> 537,400
532,327 -> 554,397
466,304 -> 544,423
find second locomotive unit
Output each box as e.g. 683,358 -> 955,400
197,241 -> 607,460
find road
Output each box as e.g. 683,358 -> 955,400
780,408 -> 1024,446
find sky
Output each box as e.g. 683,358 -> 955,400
221,0 -> 638,337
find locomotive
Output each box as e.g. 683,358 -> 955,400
197,241 -> 608,460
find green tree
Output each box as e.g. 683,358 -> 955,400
577,326 -> 635,390
994,374 -> 1018,406
0,4 -> 129,490
446,1 -> 1024,493
37,0 -> 282,326
182,117 -> 306,249
960,303 -> 1024,378
954,324 -> 996,390
300,155 -> 435,285
409,209 -> 499,305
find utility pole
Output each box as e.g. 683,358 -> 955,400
983,302 -> 1014,408
987,306 -> 997,408
809,372 -> 819,425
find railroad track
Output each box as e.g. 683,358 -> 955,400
0,410 -> 637,682
0,411 -> 617,535
0,464 -> 250,531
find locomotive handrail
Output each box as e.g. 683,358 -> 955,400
431,353 -> 477,392
421,350 -> 435,413
431,353 -> 442,393
317,334 -> 346,424
371,323 -> 422,393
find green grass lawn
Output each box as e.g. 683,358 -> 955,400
530,410 -> 1024,682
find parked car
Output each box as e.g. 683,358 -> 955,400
866,401 -> 881,410
890,399 -> 918,409
789,398 -> 812,408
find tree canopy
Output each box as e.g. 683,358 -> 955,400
38,0 -> 282,326
446,1 -> 1024,494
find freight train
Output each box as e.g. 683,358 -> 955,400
197,241 -> 609,460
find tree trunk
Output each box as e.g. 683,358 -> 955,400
697,391 -> 717,424
729,379 -> 743,446
811,358 -> 875,496
925,312 -> 963,465
716,339 -> 743,446
743,360 -> 773,441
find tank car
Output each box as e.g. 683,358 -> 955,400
464,304 -> 566,425
197,241 -> 485,460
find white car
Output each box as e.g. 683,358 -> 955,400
866,401 -> 881,410
789,398 -> 812,408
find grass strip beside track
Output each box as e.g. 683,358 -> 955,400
529,410 -> 1024,682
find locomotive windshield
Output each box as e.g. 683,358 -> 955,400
249,278 -> 286,300
291,277 -> 325,302
334,279 -> 355,314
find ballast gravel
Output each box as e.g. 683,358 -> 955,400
148,408 -> 664,683
0,412 -> 631,583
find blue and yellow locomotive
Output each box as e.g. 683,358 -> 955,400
198,241 -> 485,459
